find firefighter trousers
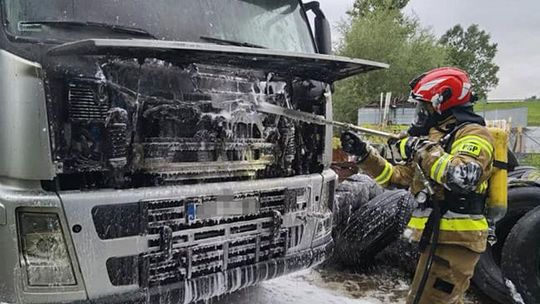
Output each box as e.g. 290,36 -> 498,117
406,244 -> 482,304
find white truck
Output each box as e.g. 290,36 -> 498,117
0,1 -> 386,303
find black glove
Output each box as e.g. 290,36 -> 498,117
340,131 -> 369,161
395,136 -> 428,161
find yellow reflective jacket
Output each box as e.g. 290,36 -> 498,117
359,117 -> 494,253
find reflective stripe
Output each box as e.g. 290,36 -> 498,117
452,140 -> 493,158
407,216 -> 489,231
399,138 -> 408,159
451,135 -> 493,158
412,209 -> 485,219
375,161 -> 393,185
436,154 -> 452,183
478,181 -> 488,193
429,153 -> 452,183
452,135 -> 493,153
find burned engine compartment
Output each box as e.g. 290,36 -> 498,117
43,56 -> 327,189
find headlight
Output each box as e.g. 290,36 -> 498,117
17,212 -> 76,286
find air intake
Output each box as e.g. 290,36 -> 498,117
68,82 -> 109,122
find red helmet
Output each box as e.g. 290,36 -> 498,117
409,67 -> 474,113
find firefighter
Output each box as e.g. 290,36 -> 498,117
341,67 -> 494,304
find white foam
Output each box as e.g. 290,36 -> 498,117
215,270 -> 386,304
505,279 -> 525,304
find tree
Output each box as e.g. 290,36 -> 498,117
440,25 -> 499,100
333,10 -> 449,123
349,0 -> 410,17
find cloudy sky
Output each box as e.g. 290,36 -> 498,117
318,0 -> 540,100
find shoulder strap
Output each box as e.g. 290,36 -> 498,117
440,122 -> 473,153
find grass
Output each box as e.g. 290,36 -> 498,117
519,153 -> 540,167
474,100 -> 540,126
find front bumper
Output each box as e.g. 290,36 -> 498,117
0,170 -> 336,304
78,240 -> 332,304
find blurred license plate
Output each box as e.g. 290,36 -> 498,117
198,198 -> 259,220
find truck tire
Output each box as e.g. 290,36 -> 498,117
376,236 -> 420,274
501,206 -> 540,304
333,174 -> 384,232
473,186 -> 540,303
332,189 -> 415,268
473,244 -> 514,304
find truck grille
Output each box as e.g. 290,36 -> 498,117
103,187 -> 308,287
139,231 -> 287,287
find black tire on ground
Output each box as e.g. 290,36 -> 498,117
332,189 -> 415,268
333,174 -> 384,233
375,237 -> 420,274
501,206 -> 540,304
473,244 -> 514,304
473,187 -> 540,304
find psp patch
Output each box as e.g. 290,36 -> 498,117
457,142 -> 481,156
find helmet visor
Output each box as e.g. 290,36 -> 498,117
412,100 -> 434,128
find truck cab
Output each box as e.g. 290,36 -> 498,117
0,1 -> 386,303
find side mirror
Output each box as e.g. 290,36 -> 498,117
304,1 -> 332,55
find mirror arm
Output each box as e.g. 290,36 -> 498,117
304,1 -> 326,18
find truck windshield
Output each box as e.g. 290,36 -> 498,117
2,0 -> 315,53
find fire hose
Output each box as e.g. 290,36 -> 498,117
254,101 -> 399,139
411,163 -> 438,304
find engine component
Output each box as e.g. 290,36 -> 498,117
105,108 -> 129,168
45,57 -> 327,189
68,81 -> 109,122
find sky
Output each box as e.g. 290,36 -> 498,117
317,0 -> 540,100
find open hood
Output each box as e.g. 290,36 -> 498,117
42,39 -> 387,189
47,39 -> 388,83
